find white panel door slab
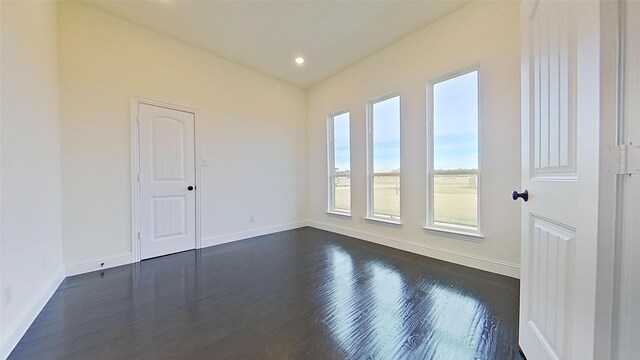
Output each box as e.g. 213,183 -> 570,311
138,103 -> 196,260
519,1 -> 601,359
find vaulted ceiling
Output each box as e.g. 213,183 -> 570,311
83,0 -> 469,89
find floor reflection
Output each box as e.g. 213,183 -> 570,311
325,247 -> 357,350
322,244 -> 510,360
424,283 -> 491,359
368,263 -> 408,357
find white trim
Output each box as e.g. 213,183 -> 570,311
131,98 -> 139,261
201,221 -> 308,248
364,216 -> 403,226
130,97 -> 201,263
366,92 -> 402,222
0,4 -> 3,352
426,65 -> 483,237
610,2 -> 638,358
307,220 -> 520,278
65,253 -> 133,277
0,269 -> 65,360
326,211 -> 352,218
423,226 -> 484,242
193,105 -> 202,252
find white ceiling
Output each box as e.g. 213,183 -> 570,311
83,0 -> 469,89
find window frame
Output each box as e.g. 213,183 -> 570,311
425,66 -> 483,240
366,92 -> 402,225
327,110 -> 352,217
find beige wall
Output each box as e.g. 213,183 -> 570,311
1,1 -> 65,355
58,3 -> 307,264
306,1 -> 521,276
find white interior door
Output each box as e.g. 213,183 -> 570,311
138,103 -> 196,260
519,0 -> 601,359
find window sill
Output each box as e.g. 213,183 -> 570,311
326,211 -> 351,218
364,216 -> 403,226
422,226 -> 484,242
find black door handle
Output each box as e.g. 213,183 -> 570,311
187,186 -> 194,191
512,190 -> 528,202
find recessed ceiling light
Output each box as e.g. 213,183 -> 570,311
294,57 -> 305,65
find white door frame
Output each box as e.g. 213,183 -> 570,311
130,97 -> 202,262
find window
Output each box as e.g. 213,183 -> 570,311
428,68 -> 480,235
328,112 -> 351,214
367,95 -> 401,222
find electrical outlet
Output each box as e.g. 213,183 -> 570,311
359,216 -> 365,224
250,215 -> 256,222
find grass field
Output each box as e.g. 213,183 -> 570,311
433,174 -> 477,227
334,176 -> 351,212
371,175 -> 400,218
333,174 -> 477,227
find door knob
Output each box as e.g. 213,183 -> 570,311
187,186 -> 194,191
512,190 -> 528,202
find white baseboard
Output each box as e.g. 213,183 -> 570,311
201,221 -> 308,248
307,220 -> 520,278
0,269 -> 65,360
65,221 -> 309,277
66,253 -> 133,277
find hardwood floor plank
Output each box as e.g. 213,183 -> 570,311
9,227 -> 523,359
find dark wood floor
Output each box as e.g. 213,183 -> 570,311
10,227 -> 522,359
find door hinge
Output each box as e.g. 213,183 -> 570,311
137,174 -> 140,182
136,116 -> 140,124
605,143 -> 640,175
137,231 -> 141,240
